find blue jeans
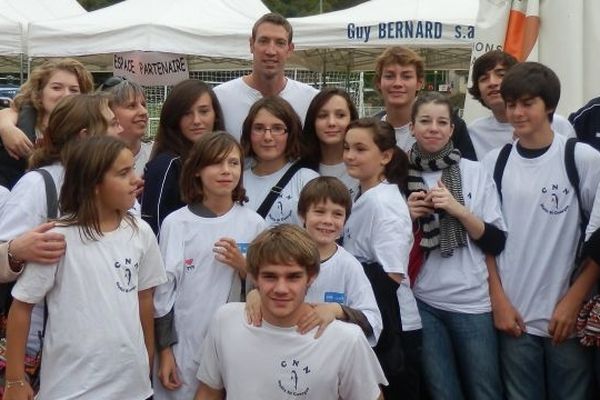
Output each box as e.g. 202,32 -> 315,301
417,300 -> 502,400
499,332 -> 596,400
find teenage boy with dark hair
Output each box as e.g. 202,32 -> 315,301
469,50 -> 575,160
194,224 -> 387,400
373,46 -> 476,160
482,62 -> 600,399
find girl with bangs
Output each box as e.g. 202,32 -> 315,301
153,132 -> 266,400
301,87 -> 360,197
241,96 -> 318,226
141,79 -> 224,235
5,136 -> 166,399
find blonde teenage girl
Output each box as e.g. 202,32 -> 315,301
0,59 -> 93,188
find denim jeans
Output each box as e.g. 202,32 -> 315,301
417,300 -> 503,400
499,332 -> 596,400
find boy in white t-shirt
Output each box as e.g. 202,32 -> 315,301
482,62 -> 600,399
195,224 -> 387,400
468,50 -> 575,160
246,176 -> 383,344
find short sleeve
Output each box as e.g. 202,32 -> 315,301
137,220 -> 166,291
370,201 -> 412,275
338,331 -> 387,400
195,312 -> 224,390
12,260 -> 57,304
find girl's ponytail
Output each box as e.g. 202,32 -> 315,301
385,146 -> 409,194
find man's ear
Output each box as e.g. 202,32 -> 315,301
249,36 -> 255,54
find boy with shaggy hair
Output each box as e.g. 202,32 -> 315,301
194,224 -> 387,400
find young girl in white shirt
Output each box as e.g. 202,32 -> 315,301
301,88 -> 359,197
5,136 -> 166,400
240,96 -> 318,226
407,92 -> 505,400
342,117 -> 421,400
153,132 -> 266,400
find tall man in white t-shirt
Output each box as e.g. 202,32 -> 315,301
468,50 -> 575,160
194,224 -> 387,400
214,13 -> 318,140
482,62 -> 600,399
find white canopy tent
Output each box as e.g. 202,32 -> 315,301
0,14 -> 22,56
27,0 -> 269,63
289,0 -> 479,71
0,0 -> 86,75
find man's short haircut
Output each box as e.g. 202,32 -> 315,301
501,61 -> 561,122
297,176 -> 352,222
374,46 -> 424,88
468,50 -> 518,107
247,224 -> 320,278
252,12 -> 293,43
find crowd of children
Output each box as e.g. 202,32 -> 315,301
0,11 -> 599,400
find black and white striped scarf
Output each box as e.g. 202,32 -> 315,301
407,142 -> 467,257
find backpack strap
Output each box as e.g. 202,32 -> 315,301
564,138 -> 588,240
493,144 -> 513,202
256,162 -> 303,219
35,169 -> 58,220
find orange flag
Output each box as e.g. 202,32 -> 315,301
503,0 -> 539,61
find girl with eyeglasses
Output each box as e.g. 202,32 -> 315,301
240,96 -> 318,226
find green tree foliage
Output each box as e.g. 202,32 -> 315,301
263,0 -> 368,17
78,0 -> 367,15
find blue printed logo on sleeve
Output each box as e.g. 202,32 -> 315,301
324,292 -> 345,304
237,242 -> 250,256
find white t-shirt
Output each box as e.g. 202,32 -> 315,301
380,115 -> 414,153
214,77 -> 318,140
134,141 -> 153,178
468,113 -> 575,160
244,162 -> 319,226
319,162 -> 359,199
0,164 -> 64,355
343,181 -> 421,331
153,204 -> 266,400
306,245 -> 382,345
412,159 -> 506,314
12,217 -> 166,400
197,303 -> 387,400
0,164 -> 64,241
482,134 -> 600,337
0,185 -> 9,215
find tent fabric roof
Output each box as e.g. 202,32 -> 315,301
0,0 -> 85,55
28,0 -> 270,59
289,0 -> 478,71
0,14 -> 22,56
0,0 -> 85,23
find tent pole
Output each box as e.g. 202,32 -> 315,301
19,53 -> 24,84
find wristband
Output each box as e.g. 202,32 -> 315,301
5,378 -> 26,388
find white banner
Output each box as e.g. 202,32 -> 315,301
112,51 -> 189,86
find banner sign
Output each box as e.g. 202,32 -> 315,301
112,51 -> 189,86
345,20 -> 474,44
